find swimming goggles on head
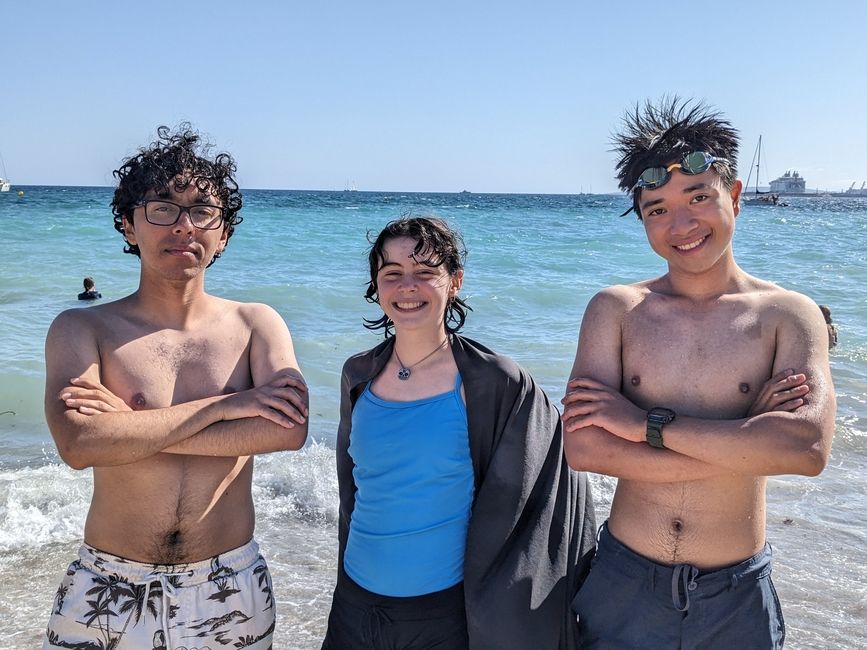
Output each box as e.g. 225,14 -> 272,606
632,151 -> 728,191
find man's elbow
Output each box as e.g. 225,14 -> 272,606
564,431 -> 598,472
54,435 -> 94,470
282,426 -> 308,452
785,424 -> 832,477
797,442 -> 830,477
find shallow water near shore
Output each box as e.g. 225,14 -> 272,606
0,187 -> 865,648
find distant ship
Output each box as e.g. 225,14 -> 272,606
769,170 -> 806,194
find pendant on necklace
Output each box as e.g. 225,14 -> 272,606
398,367 -> 411,380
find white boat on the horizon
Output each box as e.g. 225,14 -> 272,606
0,151 -> 10,192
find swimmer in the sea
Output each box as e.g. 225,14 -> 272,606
76,277 -> 101,301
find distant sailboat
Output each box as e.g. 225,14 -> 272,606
0,151 -> 10,192
743,136 -> 786,206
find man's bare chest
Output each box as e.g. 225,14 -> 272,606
97,328 -> 253,408
621,309 -> 776,418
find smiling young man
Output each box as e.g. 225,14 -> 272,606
561,99 -> 836,649
43,126 -> 308,649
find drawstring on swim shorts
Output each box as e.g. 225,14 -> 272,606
671,564 -> 699,612
140,573 -> 179,649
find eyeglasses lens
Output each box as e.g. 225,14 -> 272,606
144,201 -> 223,230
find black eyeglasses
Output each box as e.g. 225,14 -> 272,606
632,151 -> 728,192
136,200 -> 225,230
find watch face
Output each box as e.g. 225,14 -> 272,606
649,407 -> 676,423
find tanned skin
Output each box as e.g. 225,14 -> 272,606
45,183 -> 308,564
562,170 -> 835,570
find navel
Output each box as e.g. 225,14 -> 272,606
630,376 -> 641,387
670,519 -> 684,535
739,382 -> 751,394
131,392 -> 147,409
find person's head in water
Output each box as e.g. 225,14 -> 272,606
83,277 -> 95,292
819,304 -> 838,349
612,97 -> 740,219
110,124 -> 243,267
818,304 -> 833,324
364,216 -> 471,338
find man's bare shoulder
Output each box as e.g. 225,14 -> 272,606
586,282 -> 653,318
741,278 -> 824,325
231,301 -> 287,329
48,296 -> 136,337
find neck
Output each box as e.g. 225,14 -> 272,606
131,272 -> 211,329
665,251 -> 744,301
393,327 -> 450,365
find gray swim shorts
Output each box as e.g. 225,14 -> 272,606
572,523 -> 785,649
44,539 -> 275,650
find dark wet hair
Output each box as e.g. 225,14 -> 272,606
110,124 -> 243,265
83,277 -> 95,290
612,97 -> 739,219
364,216 -> 471,337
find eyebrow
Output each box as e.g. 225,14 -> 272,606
640,182 -> 713,211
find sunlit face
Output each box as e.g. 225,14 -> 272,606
123,179 -> 228,280
638,167 -> 742,275
375,236 -> 463,335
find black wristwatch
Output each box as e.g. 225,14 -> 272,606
646,407 -> 676,449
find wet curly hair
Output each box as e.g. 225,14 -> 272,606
364,215 -> 472,337
612,97 -> 739,219
111,124 -> 243,265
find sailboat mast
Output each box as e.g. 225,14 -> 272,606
755,135 -> 762,196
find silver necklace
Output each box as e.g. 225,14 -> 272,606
393,338 -> 448,380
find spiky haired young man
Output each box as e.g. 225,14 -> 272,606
561,98 -> 836,649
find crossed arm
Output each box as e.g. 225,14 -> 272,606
562,289 -> 836,481
44,305 -> 309,469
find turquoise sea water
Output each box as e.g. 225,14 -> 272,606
0,187 -> 865,648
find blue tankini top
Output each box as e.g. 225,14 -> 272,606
344,374 -> 474,597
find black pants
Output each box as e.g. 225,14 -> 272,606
321,570 -> 469,650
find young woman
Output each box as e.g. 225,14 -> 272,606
322,217 -> 596,650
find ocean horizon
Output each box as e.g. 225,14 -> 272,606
1,187 -> 864,648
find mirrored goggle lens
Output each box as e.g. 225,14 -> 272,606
681,151 -> 715,174
636,167 -> 669,189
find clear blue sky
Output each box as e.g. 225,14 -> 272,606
2,1 -> 865,193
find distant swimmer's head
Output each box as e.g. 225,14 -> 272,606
364,215 -> 472,337
612,97 -> 739,220
110,124 -> 243,267
83,277 -> 95,291
819,304 -> 832,323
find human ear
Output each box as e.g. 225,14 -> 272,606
122,215 -> 137,245
730,180 -> 743,216
449,269 -> 464,296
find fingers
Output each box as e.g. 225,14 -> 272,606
770,397 -> 806,412
72,399 -> 117,413
261,393 -> 307,426
749,369 -> 810,415
69,377 -> 107,391
267,372 -> 309,392
561,388 -> 609,405
566,377 -> 607,391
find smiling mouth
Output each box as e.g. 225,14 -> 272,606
674,235 -> 707,251
395,301 -> 425,310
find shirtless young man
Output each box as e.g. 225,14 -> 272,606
43,127 -> 308,650
562,99 -> 836,649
